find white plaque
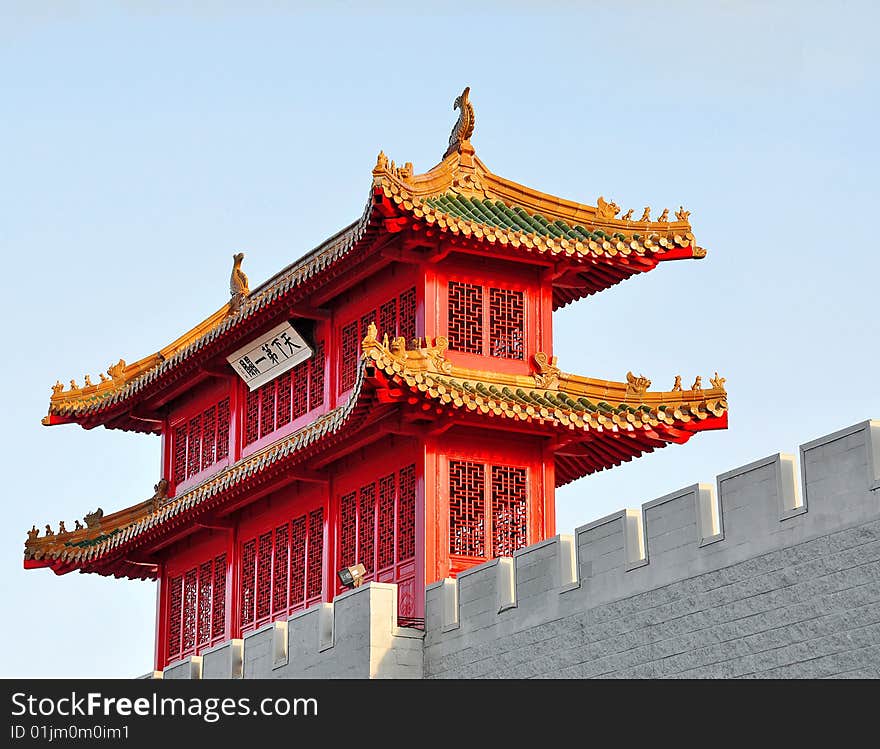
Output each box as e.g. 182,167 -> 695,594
226,321 -> 313,391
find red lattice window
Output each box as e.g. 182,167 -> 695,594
340,322 -> 359,391
245,389 -> 259,445
256,532 -> 273,621
240,539 -> 257,627
448,281 -> 483,354
398,288 -> 417,344
260,385 -> 275,437
489,288 -> 525,360
173,397 -> 232,487
197,562 -> 212,647
449,460 -> 486,557
306,509 -> 324,600
276,372 -> 292,429
358,483 -> 376,574
238,508 -> 325,632
377,474 -> 395,569
290,516 -> 306,604
337,464 -> 416,589
340,492 -> 357,568
339,287 -> 417,393
182,570 -> 197,652
379,299 -> 397,340
447,281 -> 526,360
309,342 -> 325,408
201,406 -> 216,471
212,554 -> 226,640
167,575 -> 182,660
187,416 -> 201,479
173,425 -> 187,484
216,399 -> 230,461
292,361 -> 308,419
491,465 -> 528,557
449,460 -> 529,560
398,464 -> 416,562
244,340 -> 326,446
272,524 -> 290,613
165,553 -> 227,665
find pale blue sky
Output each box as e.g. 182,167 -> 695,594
2,1 -> 877,677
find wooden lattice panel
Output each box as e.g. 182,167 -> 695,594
197,562 -> 213,647
186,416 -> 201,479
167,575 -> 183,660
292,361 -> 308,419
272,523 -> 290,613
380,299 -> 397,340
259,384 -> 275,437
200,406 -> 216,471
358,483 -> 376,574
377,474 -> 396,569
340,492 -> 357,568
309,342 -> 325,408
216,399 -> 230,461
256,532 -> 273,621
398,464 -> 416,562
306,508 -> 324,600
448,459 -> 486,556
276,371 -> 292,428
211,553 -> 226,640
237,507 -> 326,633
240,539 -> 257,628
340,322 -> 359,391
181,569 -> 198,653
289,516 -> 307,604
166,553 -> 227,664
489,288 -> 525,360
173,426 -> 187,484
491,465 -> 529,556
244,388 -> 260,446
448,281 -> 483,354
398,288 -> 417,344
172,397 -> 232,488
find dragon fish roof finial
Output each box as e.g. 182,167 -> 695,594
444,86 -> 475,158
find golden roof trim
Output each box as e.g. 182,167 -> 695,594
361,323 -> 728,430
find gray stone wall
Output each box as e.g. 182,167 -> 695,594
424,419 -> 880,678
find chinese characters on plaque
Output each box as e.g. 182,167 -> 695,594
226,321 -> 313,391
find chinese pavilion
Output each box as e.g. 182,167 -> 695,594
24,89 -> 728,671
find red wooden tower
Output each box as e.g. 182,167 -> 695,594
25,89 -> 728,670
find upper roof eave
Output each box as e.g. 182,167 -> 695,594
42,90 -> 706,429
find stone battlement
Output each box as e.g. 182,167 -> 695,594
151,418 -> 880,679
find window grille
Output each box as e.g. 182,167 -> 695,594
449,460 -> 529,560
448,281 -> 483,354
491,465 -> 528,557
448,460 -> 486,557
173,397 -> 231,486
166,553 -> 227,663
339,287 -> 417,391
238,508 -> 325,633
488,288 -> 525,360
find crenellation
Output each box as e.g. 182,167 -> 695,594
163,655 -> 202,680
201,639 -> 243,679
